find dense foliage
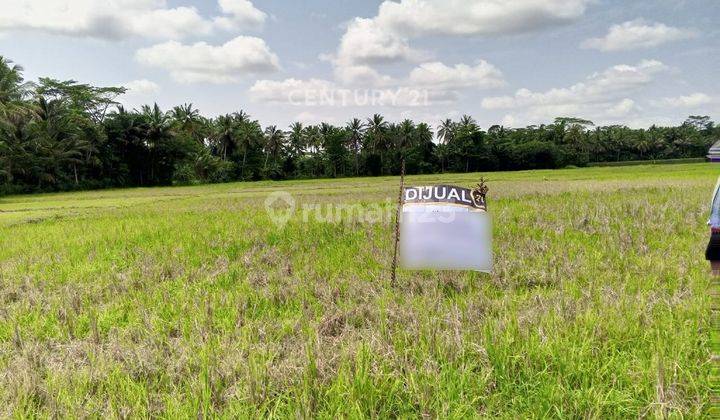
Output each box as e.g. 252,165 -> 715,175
1,57 -> 717,194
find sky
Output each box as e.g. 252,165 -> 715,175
1,0 -> 718,129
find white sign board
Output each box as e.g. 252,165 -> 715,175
399,185 -> 492,272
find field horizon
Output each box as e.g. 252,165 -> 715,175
0,163 -> 715,417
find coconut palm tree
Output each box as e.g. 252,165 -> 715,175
366,114 -> 388,152
169,103 -> 204,142
0,57 -> 35,174
437,118 -> 455,145
287,122 -> 306,159
0,110 -> 32,184
416,122 -> 433,147
27,97 -> 94,186
634,130 -> 652,159
458,114 -> 477,132
397,119 -> 415,151
236,117 -> 261,179
142,103 -> 173,147
345,118 -> 365,175
141,103 -> 174,183
0,57 -> 33,113
233,110 -> 249,123
366,113 -> 388,174
437,119 -> 456,172
213,114 -> 236,160
263,125 -> 286,169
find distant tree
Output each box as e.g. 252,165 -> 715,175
437,118 -> 455,144
36,78 -> 125,124
345,118 -> 365,175
263,125 -> 286,177
287,122 -> 305,159
554,117 -> 594,127
169,103 -> 205,143
365,113 -> 388,175
213,114 -> 237,160
459,114 -> 477,131
684,115 -> 713,133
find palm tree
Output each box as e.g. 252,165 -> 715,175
235,117 -> 261,178
263,125 -> 286,169
634,130 -> 652,159
27,96 -> 94,186
458,114 -> 477,132
301,125 -> 322,177
0,57 -> 35,171
366,114 -> 388,174
233,110 -> 249,124
169,103 -> 203,142
397,119 -> 415,151
141,103 -> 173,183
366,114 -> 388,152
303,125 -> 321,155
345,118 -> 365,175
0,110 -> 32,184
213,114 -> 236,160
437,119 -> 455,172
287,122 -> 306,159
0,57 -> 33,112
416,122 -> 433,146
437,118 -> 455,145
646,125 -> 665,158
142,103 -> 172,142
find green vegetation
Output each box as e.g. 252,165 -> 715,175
1,56 -> 719,196
0,163 -> 715,417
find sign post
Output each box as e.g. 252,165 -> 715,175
390,159 -> 405,285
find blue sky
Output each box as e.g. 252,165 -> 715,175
1,0 -> 718,129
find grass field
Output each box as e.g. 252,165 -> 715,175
0,163 -> 716,418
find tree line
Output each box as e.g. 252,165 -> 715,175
1,56 -> 717,195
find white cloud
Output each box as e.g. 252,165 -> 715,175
376,0 -> 590,37
651,93 -> 712,108
337,17 -> 422,67
581,19 -> 696,51
127,7 -> 214,40
0,0 -> 267,40
408,61 -> 505,89
136,36 -> 280,83
213,0 -> 267,30
481,60 -> 668,123
501,114 -> 516,127
333,64 -> 394,86
605,98 -> 638,118
123,79 -> 160,94
330,0 -> 589,85
119,79 -> 161,109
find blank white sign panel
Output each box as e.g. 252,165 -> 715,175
399,185 -> 492,272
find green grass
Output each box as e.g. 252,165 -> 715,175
587,157 -> 706,167
0,163 -> 716,418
